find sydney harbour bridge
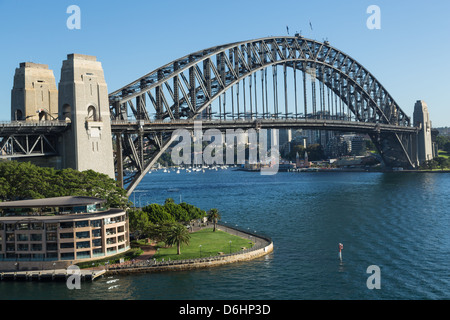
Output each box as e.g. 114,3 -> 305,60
0,36 -> 433,195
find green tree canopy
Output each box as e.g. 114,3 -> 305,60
142,203 -> 175,224
0,161 -> 129,208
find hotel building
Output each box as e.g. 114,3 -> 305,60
0,196 -> 129,270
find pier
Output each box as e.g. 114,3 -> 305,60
0,269 -> 105,282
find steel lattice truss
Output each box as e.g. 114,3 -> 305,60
110,36 -> 410,125
0,121 -> 68,159
109,36 -> 415,193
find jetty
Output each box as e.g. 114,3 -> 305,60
0,269 -> 105,282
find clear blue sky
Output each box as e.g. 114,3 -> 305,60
0,0 -> 449,127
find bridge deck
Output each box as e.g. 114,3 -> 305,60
111,119 -> 418,134
0,121 -> 69,134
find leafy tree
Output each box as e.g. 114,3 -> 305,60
164,198 -> 190,224
142,203 -> 175,224
165,222 -> 191,255
179,202 -> 206,221
306,144 -> 325,161
0,161 -> 129,208
147,221 -> 173,243
128,208 -> 151,240
207,208 -> 221,232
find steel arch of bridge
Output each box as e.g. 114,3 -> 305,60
109,36 -> 416,194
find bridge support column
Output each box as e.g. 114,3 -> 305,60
115,134 -> 124,188
58,54 -> 115,178
369,131 -> 416,170
413,100 -> 434,167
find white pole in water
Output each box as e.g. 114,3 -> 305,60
339,243 -> 343,261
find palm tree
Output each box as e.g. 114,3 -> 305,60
165,222 -> 191,255
207,208 -> 221,232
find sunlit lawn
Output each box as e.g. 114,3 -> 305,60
438,150 -> 449,159
153,228 -> 254,261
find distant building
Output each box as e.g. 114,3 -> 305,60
325,135 -> 350,158
296,151 -> 310,168
350,135 -> 366,156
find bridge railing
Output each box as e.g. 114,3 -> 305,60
0,120 -> 69,127
110,118 -> 414,130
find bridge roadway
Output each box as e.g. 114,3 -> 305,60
0,119 -> 418,136
110,118 -> 418,134
0,120 -> 69,134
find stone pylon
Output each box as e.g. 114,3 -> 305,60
413,100 -> 434,166
58,54 -> 115,178
11,62 -> 58,121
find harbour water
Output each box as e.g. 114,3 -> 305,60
0,169 -> 449,300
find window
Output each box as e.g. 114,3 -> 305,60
72,206 -> 86,214
87,105 -> 97,121
46,233 -> 57,241
17,244 -> 28,251
60,222 -> 73,229
17,223 -> 29,230
76,231 -> 90,239
106,228 -> 116,236
60,242 -> 74,249
92,229 -> 102,238
46,223 -> 57,231
46,252 -> 58,259
93,248 -> 103,255
46,243 -> 57,251
104,216 -> 122,225
77,241 -> 90,249
60,232 -> 73,239
92,239 -> 102,247
75,220 -> 89,228
30,223 -> 43,230
31,244 -> 42,251
91,219 -> 102,228
30,234 -> 42,241
77,251 -> 91,259
17,234 -> 28,242
61,252 -> 75,260
107,247 -> 116,254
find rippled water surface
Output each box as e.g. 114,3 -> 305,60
1,170 -> 449,300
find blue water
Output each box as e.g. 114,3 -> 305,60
1,170 -> 449,300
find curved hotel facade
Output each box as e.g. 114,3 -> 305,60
0,196 -> 129,270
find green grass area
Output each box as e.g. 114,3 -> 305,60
438,150 -> 450,159
153,228 -> 254,261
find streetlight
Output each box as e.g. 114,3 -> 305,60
199,245 -> 202,258
229,241 -> 232,254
